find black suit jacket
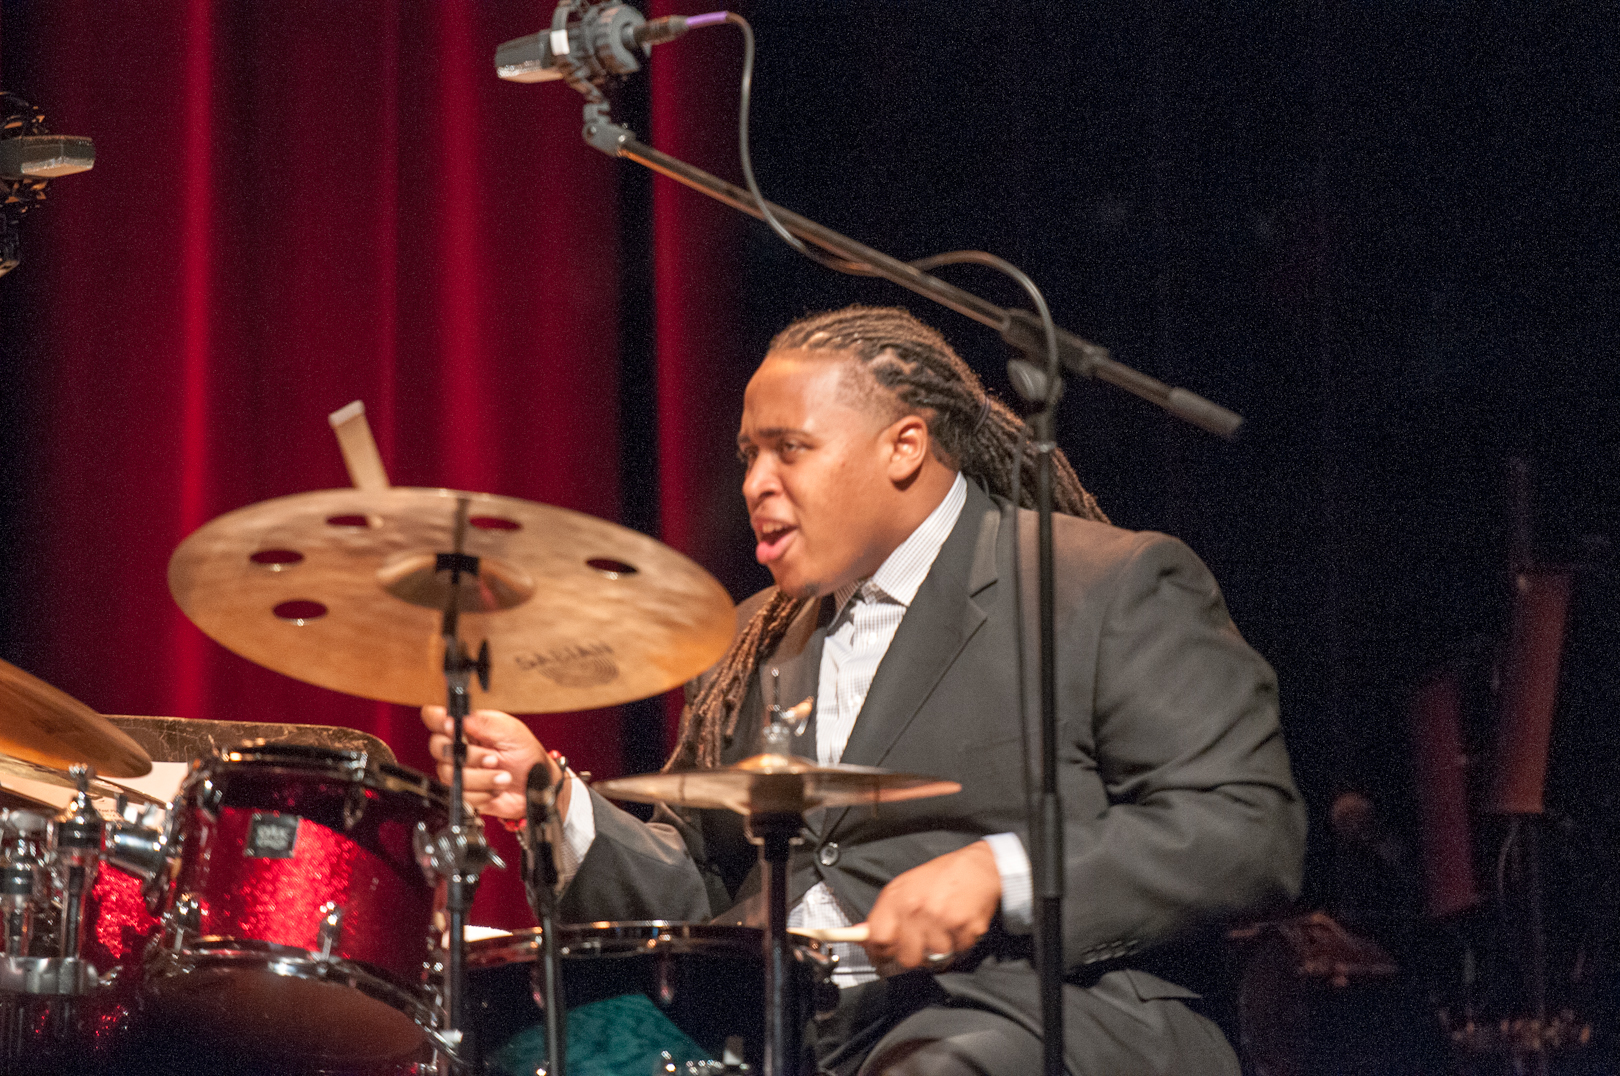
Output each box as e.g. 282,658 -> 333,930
552,481 -> 1305,1073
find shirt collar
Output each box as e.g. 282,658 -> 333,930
832,472 -> 968,614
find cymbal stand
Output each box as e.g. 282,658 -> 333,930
748,720 -> 808,1076
418,499 -> 503,1067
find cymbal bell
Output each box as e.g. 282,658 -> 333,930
169,487 -> 737,713
0,656 -> 151,778
591,753 -> 962,815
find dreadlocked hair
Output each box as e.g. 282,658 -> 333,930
665,590 -> 808,771
772,305 -> 1108,522
666,304 -> 1107,772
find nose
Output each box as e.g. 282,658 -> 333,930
742,453 -> 779,508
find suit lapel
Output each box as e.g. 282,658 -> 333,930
824,483 -> 1002,836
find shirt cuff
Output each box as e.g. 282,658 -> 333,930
983,832 -> 1032,934
553,769 -> 596,891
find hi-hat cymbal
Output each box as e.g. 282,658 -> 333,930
592,753 -> 962,815
0,657 -> 152,778
0,755 -> 164,808
169,488 -> 737,713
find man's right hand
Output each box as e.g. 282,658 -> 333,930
420,705 -> 564,821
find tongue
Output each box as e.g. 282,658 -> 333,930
756,528 -> 794,564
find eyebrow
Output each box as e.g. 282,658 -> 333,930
737,426 -> 811,445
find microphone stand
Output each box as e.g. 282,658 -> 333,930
576,101 -> 1244,441
1019,397 -> 1066,1076
532,50 -> 1245,1075
525,764 -> 568,1076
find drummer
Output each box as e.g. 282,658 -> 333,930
425,305 -> 1305,1076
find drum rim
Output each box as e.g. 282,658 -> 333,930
145,938 -> 438,1025
465,921 -> 825,968
184,740 -> 448,807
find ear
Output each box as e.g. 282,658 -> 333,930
883,414 -> 931,485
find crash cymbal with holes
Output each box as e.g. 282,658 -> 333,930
0,656 -> 151,778
168,487 -> 737,713
591,753 -> 961,815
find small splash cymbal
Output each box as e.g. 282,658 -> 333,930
592,753 -> 962,815
0,657 -> 151,778
168,487 -> 737,713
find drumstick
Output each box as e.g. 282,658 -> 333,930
327,400 -> 390,491
790,924 -> 870,944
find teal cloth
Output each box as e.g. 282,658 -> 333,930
488,992 -> 715,1076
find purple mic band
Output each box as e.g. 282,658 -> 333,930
685,12 -> 730,28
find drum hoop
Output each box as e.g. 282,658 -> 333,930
182,742 -> 448,810
465,921 -> 824,968
145,939 -> 437,1024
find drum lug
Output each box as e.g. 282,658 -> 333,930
342,783 -> 368,831
165,892 -> 201,949
413,821 -> 437,885
317,901 -> 344,960
197,777 -> 223,818
793,946 -> 841,1019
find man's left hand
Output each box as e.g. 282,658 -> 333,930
860,840 -> 1001,971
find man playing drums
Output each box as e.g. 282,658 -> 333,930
424,305 -> 1305,1075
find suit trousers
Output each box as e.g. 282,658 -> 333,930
811,970 -> 1240,1076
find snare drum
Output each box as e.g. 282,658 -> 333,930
465,922 -> 834,1075
144,743 -> 449,1067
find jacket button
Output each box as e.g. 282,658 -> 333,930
818,842 -> 840,867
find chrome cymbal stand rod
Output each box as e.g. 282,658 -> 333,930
747,807 -> 803,1076
425,498 -> 500,1070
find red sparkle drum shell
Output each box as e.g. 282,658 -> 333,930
83,861 -> 160,975
145,743 -> 449,1065
0,822 -> 156,1073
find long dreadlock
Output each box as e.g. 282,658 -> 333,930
666,305 -> 1108,771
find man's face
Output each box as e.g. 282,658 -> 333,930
737,348 -> 901,599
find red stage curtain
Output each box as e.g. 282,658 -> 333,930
9,1 -> 636,928
650,0 -> 754,742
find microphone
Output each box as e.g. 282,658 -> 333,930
495,5 -> 728,85
1,92 -> 95,278
525,758 -> 563,893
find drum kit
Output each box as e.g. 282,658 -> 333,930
0,404 -> 961,1075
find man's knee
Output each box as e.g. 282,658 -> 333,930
858,1011 -> 1042,1076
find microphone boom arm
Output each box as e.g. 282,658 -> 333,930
580,102 -> 1243,439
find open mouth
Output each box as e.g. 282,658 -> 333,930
754,521 -> 797,564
